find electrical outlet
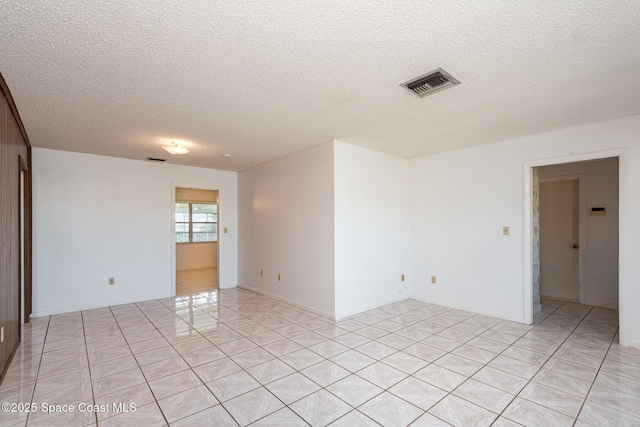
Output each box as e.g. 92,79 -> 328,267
431,276 -> 437,284
1,326 -> 4,343
401,274 -> 405,282
224,227 -> 228,233
109,277 -> 115,286
503,226 -> 510,236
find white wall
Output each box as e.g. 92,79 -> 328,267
538,158 -> 619,308
32,148 -> 238,316
237,142 -> 336,317
409,114 -> 639,347
334,141 -> 410,319
176,242 -> 217,271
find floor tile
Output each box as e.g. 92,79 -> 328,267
359,391 -> 424,427
388,377 -> 446,410
157,384 -> 218,423
543,357 -> 599,382
532,367 -> 592,398
578,401 -> 640,427
171,404 -> 239,426
503,397 -> 574,427
433,353 -> 483,377
3,284 -> 631,427
356,362 -> 407,389
585,382 -> 640,418
472,366 -> 528,395
331,349 -> 376,372
428,394 -> 496,427
94,383 -> 155,420
281,348 -> 325,370
301,360 -> 350,387
192,357 -> 242,383
356,342 -> 397,360
99,401 -> 165,427
489,355 -> 540,379
206,370 -> 261,402
290,389 -> 352,427
92,367 -> 146,397
410,412 -> 453,426
262,339 -> 303,357
246,359 -> 295,384
328,410 -> 382,426
223,387 -> 284,426
334,332 -> 372,348
413,364 -> 466,392
140,355 -> 190,381
380,352 -> 428,375
453,379 -> 514,413
326,374 -> 384,407
251,407 -> 308,426
266,372 -> 321,404
148,369 -> 203,400
229,348 -> 274,369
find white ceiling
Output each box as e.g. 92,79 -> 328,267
1,1 -> 639,171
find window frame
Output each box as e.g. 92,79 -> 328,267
175,202 -> 218,244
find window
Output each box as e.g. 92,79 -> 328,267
175,202 -> 218,243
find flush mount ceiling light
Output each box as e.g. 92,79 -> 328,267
221,153 -> 232,158
162,141 -> 190,154
401,68 -> 460,97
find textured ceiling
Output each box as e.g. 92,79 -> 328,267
1,1 -> 639,171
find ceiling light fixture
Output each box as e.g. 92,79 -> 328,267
221,153 -> 232,158
162,141 -> 190,155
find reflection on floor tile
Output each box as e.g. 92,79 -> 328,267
0,289 -> 632,426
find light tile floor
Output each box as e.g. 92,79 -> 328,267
176,268 -> 218,296
1,290 -> 639,426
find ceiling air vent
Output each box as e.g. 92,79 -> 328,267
146,157 -> 166,162
401,68 -> 460,97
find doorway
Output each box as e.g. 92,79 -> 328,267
531,157 -> 620,328
174,187 -> 220,295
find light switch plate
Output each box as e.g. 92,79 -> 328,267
503,226 -> 510,236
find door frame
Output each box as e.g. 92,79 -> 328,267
171,183 -> 223,296
18,155 -> 31,324
538,174 -> 586,304
523,148 -> 628,346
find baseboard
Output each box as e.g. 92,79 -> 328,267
411,295 -> 524,323
628,338 -> 640,350
237,284 -> 335,320
31,292 -> 172,318
335,296 -> 411,321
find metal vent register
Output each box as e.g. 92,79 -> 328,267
401,68 -> 460,97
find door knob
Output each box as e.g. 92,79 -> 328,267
572,244 -> 579,249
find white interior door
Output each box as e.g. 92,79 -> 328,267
540,179 -> 579,302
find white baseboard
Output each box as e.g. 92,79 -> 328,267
237,284 -> 335,320
31,292 -> 172,318
335,296 -> 411,321
411,295 -> 524,323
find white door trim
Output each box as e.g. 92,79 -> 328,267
523,148 -> 629,347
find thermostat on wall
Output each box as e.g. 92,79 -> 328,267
591,207 -> 606,216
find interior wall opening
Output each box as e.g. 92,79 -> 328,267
174,187 -> 219,296
532,157 -> 619,337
